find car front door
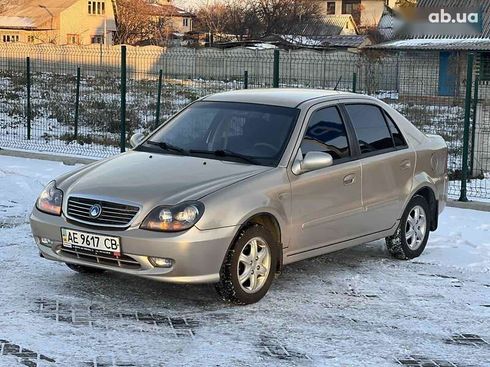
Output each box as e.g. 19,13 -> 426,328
287,104 -> 364,257
343,103 -> 415,234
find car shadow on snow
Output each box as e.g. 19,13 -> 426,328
44,240 -> 390,311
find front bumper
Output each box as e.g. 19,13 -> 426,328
30,207 -> 238,284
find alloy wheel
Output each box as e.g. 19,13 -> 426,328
405,205 -> 427,250
237,237 -> 271,294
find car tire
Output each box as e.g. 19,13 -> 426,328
215,224 -> 277,305
66,263 -> 106,274
385,195 -> 431,260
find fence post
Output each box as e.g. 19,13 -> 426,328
459,53 -> 474,202
273,49 -> 280,88
26,57 -> 31,140
470,75 -> 479,175
155,69 -> 163,129
243,70 -> 248,89
74,67 -> 81,140
352,72 -> 357,93
120,45 -> 127,153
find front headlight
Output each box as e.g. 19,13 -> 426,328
140,201 -> 204,232
36,181 -> 63,216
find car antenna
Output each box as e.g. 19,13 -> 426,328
334,76 -> 342,91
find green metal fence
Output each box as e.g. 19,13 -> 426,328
0,44 -> 488,201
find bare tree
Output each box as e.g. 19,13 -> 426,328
250,0 -> 323,37
194,2 -> 229,38
115,0 -> 172,45
196,0 -> 323,41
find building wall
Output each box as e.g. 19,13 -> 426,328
59,0 -> 117,45
0,18 -> 60,44
169,16 -> 193,34
320,0 -> 387,27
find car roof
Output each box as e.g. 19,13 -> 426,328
202,88 -> 363,108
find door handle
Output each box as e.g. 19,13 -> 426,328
343,174 -> 356,185
400,160 -> 411,170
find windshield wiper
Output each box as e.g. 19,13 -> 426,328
146,140 -> 188,155
189,149 -> 259,165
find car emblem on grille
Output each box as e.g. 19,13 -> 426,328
89,204 -> 102,218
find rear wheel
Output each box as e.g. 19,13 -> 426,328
385,195 -> 431,260
216,224 -> 277,305
66,263 -> 106,274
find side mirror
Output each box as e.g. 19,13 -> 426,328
292,151 -> 333,175
130,133 -> 145,148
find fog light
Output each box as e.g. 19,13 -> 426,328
39,237 -> 53,246
148,257 -> 174,268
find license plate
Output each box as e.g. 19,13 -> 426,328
61,228 -> 121,257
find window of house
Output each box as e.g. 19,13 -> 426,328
88,1 -> 105,15
345,104 -> 394,155
183,18 -> 189,27
91,35 -> 104,44
480,53 -> 490,82
327,1 -> 336,15
300,106 -> 350,162
342,0 -> 360,14
67,34 -> 80,44
27,35 -> 35,43
2,34 -> 19,43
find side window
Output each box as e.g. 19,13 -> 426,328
384,111 -> 408,148
301,106 -> 350,162
345,104 -> 394,155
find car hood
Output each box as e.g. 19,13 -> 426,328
61,151 -> 271,208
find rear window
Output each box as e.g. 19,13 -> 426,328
345,104 -> 394,155
384,112 -> 408,148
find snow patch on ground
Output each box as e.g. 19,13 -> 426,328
0,156 -> 489,366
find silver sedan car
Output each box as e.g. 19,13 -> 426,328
30,89 -> 448,304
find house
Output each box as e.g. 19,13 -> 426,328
0,0 -> 117,45
292,14 -> 359,37
277,14 -> 370,49
0,0 -> 194,45
144,0 -> 194,34
318,0 -> 398,29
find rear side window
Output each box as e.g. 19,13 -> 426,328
384,112 -> 408,148
345,104 -> 394,155
300,106 -> 350,162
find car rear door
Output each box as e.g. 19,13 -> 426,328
287,104 -> 365,256
343,103 -> 415,233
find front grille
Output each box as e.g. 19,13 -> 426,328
60,248 -> 141,270
67,197 -> 139,227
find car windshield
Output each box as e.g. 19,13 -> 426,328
138,101 -> 300,166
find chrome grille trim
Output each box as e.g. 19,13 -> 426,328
60,248 -> 141,270
66,196 -> 140,228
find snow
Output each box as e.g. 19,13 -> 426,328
0,16 -> 34,28
374,37 -> 490,50
0,155 -> 490,366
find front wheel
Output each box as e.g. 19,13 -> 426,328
385,195 -> 431,260
215,224 -> 277,305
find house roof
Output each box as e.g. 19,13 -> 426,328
322,35 -> 370,47
323,15 -> 358,34
0,0 -> 79,29
144,3 -> 194,18
293,15 -> 358,36
370,37 -> 490,50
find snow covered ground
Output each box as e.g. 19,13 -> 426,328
0,155 -> 489,367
